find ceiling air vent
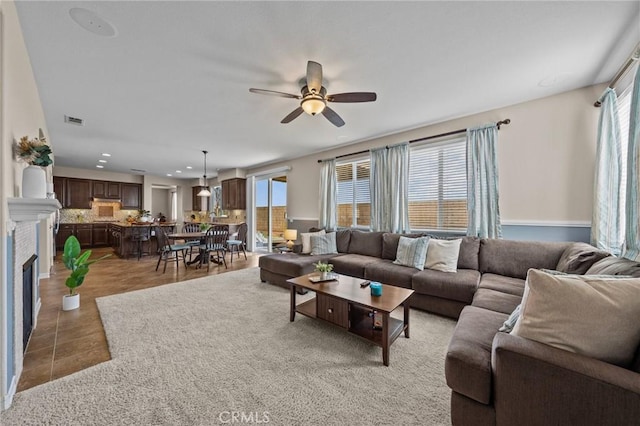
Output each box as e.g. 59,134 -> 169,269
64,115 -> 84,126
130,169 -> 146,174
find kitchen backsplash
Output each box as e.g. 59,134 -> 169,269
60,208 -> 140,223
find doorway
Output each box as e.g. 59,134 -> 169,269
254,175 -> 287,252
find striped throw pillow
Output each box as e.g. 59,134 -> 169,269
393,236 -> 429,270
310,232 -> 338,255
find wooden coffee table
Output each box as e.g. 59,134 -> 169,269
287,273 -> 414,366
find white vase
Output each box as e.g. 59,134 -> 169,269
62,294 -> 80,311
22,165 -> 47,198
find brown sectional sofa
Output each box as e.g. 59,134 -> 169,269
258,229 -> 640,424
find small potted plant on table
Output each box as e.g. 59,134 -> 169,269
62,235 -> 110,311
313,261 -> 334,281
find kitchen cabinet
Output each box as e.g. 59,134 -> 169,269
53,177 -> 65,206
56,223 -> 93,249
92,181 -> 121,199
221,178 -> 246,210
121,183 -> 142,210
66,179 -> 92,209
91,224 -> 109,247
192,186 -> 209,211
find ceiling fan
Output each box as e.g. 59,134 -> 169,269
249,61 -> 377,127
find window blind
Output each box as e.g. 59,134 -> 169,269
408,137 -> 467,231
336,160 -> 371,228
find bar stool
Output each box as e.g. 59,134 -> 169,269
130,226 -> 150,260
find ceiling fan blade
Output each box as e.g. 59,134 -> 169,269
326,92 -> 377,103
321,106 -> 345,127
306,61 -> 323,94
249,88 -> 300,99
281,106 -> 304,124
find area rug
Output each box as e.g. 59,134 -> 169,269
1,268 -> 456,425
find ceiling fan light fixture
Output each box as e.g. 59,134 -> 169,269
301,96 -> 326,116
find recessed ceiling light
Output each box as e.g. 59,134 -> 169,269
69,8 -> 117,37
186,166 -> 193,169
98,159 -> 107,163
176,170 -> 182,173
96,165 -> 104,169
166,174 -> 172,177
101,153 -> 111,157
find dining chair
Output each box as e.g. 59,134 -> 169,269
226,222 -> 248,263
155,226 -> 192,273
200,225 -> 229,271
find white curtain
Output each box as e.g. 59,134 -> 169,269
624,65 -> 640,260
466,124 -> 502,238
591,88 -> 623,255
318,159 -> 337,230
370,144 -> 410,233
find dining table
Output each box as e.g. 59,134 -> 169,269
167,231 -> 208,266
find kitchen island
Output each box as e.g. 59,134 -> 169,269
109,222 -> 177,258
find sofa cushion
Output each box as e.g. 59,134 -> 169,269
471,288 -> 522,315
479,239 -> 570,279
348,231 -> 384,258
411,269 -> 480,303
381,232 -> 423,260
426,235 -> 481,271
512,269 -> 640,367
556,242 -> 611,274
335,229 -> 352,253
478,273 -> 526,297
329,254 -> 379,279
446,306 -> 508,404
301,229 -> 325,254
364,260 -> 420,289
425,239 -> 461,272
393,236 -> 429,270
585,256 -> 640,277
258,252 -> 341,278
310,232 -> 338,255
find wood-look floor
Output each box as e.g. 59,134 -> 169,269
18,247 -> 261,392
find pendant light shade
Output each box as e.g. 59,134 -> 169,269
198,150 -> 211,197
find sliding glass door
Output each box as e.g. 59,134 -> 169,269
255,175 -> 287,252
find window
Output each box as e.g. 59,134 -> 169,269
408,136 -> 467,231
336,159 -> 370,228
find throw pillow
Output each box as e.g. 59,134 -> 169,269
301,229 -> 325,254
499,304 -> 521,333
310,232 -> 338,255
556,242 -> 611,275
585,256 -> 640,277
424,239 -> 461,273
511,269 -> 640,367
393,236 -> 429,270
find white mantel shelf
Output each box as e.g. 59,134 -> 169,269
8,198 -> 61,222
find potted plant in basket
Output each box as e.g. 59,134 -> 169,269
313,261 -> 334,281
62,235 -> 110,311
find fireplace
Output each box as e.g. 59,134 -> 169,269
22,255 -> 37,353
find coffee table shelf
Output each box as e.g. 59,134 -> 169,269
287,273 -> 414,366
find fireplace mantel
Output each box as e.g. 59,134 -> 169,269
8,198 -> 61,222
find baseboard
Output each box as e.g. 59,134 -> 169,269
3,374 -> 17,410
34,298 -> 42,327
39,272 -> 50,279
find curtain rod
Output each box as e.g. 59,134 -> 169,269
317,118 -> 511,163
594,42 -> 640,107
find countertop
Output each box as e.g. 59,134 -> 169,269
60,222 -> 177,227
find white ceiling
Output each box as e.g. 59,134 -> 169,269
15,1 -> 640,180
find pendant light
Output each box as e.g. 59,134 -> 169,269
197,150 -> 211,197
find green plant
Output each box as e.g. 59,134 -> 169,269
199,223 -> 210,231
62,236 -> 110,295
313,261 -> 334,273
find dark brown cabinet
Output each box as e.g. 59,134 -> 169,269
192,186 -> 209,211
221,178 -> 246,210
91,224 -> 109,247
53,176 -> 65,206
121,184 -> 142,210
92,181 -> 121,199
66,179 -> 92,209
56,224 -> 92,249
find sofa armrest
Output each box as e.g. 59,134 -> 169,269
492,332 -> 640,425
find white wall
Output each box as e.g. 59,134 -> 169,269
0,0 -> 50,410
151,188 -> 170,218
247,84 -> 605,225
